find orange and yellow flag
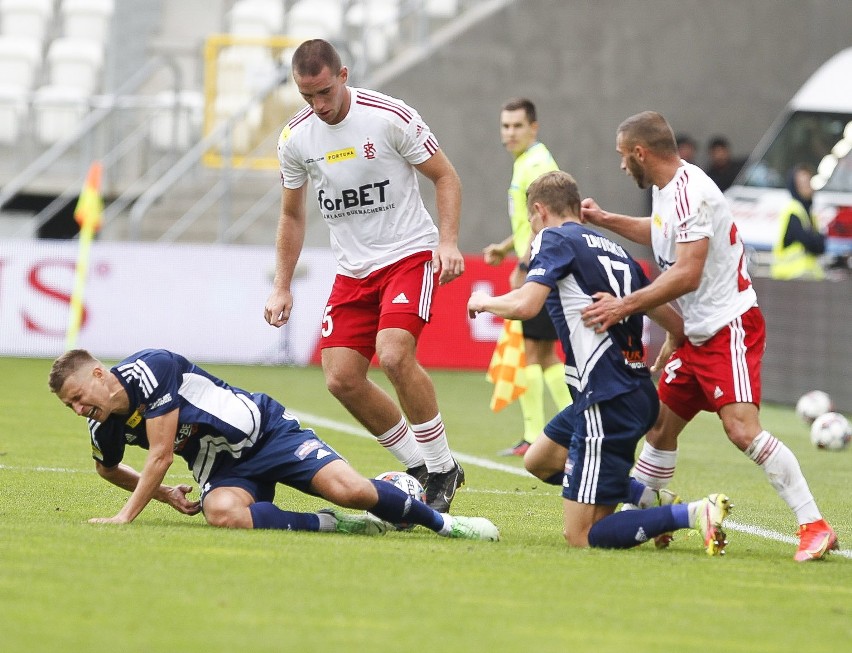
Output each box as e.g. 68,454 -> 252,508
485,319 -> 527,412
66,161 -> 103,349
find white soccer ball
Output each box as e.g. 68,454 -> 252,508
371,471 -> 426,530
809,412 -> 852,451
795,390 -> 833,424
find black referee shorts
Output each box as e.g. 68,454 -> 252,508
521,306 -> 558,341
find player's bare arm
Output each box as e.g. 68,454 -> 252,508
582,238 -> 708,333
468,282 -> 550,321
580,198 -> 653,246
264,184 -> 307,327
95,461 -> 201,516
483,235 -> 515,265
415,150 -> 464,285
90,409 -> 178,524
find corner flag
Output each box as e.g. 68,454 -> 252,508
485,319 -> 527,412
65,161 -> 103,349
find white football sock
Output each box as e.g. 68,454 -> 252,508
746,430 -> 821,525
375,417 -> 424,469
632,441 -> 677,490
411,412 -> 454,473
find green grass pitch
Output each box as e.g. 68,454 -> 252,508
1,356 -> 850,652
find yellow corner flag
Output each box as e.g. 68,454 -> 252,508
485,319 -> 527,412
65,161 -> 103,350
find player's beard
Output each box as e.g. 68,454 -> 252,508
625,156 -> 650,189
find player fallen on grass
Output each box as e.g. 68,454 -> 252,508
48,348 -> 499,541
579,111 -> 837,561
468,170 -> 731,554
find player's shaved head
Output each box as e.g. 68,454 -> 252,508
618,111 -> 678,156
292,39 -> 342,77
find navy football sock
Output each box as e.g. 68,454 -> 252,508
587,505 -> 679,549
369,479 -> 444,532
249,502 -> 320,531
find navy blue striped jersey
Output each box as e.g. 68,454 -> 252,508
88,349 -> 299,488
527,222 -> 652,411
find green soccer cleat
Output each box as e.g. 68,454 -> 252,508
319,509 -> 388,536
691,493 -> 732,556
447,515 -> 500,541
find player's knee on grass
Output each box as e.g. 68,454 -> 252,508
202,488 -> 253,528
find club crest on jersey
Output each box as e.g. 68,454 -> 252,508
325,147 -> 356,163
295,439 -> 324,460
363,139 -> 376,160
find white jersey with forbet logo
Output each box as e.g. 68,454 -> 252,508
650,161 -> 757,345
278,87 -> 440,278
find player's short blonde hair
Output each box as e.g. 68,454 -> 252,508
48,349 -> 98,393
526,170 -> 581,217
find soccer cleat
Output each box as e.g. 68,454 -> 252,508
691,493 -> 732,556
405,463 -> 429,487
318,509 -> 388,536
447,515 -> 500,541
497,439 -> 531,457
794,519 -> 839,562
423,460 -> 465,513
653,488 -> 682,549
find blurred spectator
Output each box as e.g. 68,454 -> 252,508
675,133 -> 698,164
771,164 -> 825,280
705,135 -> 745,192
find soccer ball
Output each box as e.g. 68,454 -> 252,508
809,412 -> 852,451
371,471 -> 427,531
795,390 -> 833,424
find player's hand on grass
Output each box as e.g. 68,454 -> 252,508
166,484 -> 201,515
88,515 -> 131,524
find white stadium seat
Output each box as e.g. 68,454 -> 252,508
46,37 -> 104,94
0,0 -> 53,42
32,84 -> 89,145
0,83 -> 28,143
0,35 -> 42,89
61,0 -> 114,43
148,89 -> 204,151
287,0 -> 344,40
229,0 -> 284,37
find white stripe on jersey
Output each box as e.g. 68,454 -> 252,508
729,316 -> 753,403
578,404 -> 604,503
117,359 -> 158,398
564,337 -> 613,393
418,260 -> 433,321
179,373 -> 263,485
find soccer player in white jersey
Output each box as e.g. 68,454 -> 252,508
47,348 -> 499,541
580,111 -> 838,561
263,39 -> 465,512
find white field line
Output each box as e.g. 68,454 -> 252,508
4,409 -> 849,560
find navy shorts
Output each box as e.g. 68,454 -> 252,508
200,420 -> 344,505
544,382 -> 659,505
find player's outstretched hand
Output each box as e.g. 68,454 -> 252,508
482,243 -> 505,266
467,290 -> 490,318
581,292 -> 624,333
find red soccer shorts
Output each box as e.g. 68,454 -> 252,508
320,251 -> 436,360
657,306 -> 766,421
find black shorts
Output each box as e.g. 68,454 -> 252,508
522,306 -> 558,341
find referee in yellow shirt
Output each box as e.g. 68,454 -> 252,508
484,98 -> 572,456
